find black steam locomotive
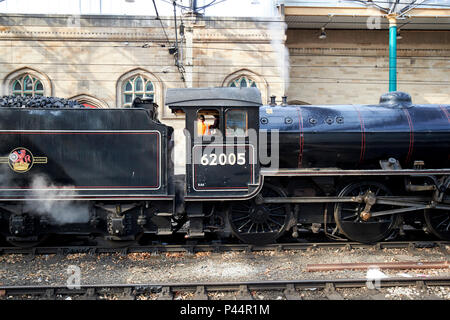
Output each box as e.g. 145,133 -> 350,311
0,87 -> 449,246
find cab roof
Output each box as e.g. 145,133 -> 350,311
166,87 -> 262,110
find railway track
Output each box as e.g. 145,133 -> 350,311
1,277 -> 449,300
0,240 -> 449,256
0,240 -> 448,256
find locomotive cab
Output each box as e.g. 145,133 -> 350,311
166,87 -> 262,200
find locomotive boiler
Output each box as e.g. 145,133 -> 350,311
261,91 -> 449,170
0,88 -> 448,246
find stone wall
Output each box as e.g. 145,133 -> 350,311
286,29 -> 450,105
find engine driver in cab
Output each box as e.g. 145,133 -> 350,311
197,114 -> 220,136
197,115 -> 208,136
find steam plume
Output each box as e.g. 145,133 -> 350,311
267,12 -> 290,95
24,175 -> 90,225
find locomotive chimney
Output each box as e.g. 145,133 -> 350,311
281,96 -> 287,106
270,95 -> 276,106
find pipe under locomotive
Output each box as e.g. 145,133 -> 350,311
0,88 -> 448,246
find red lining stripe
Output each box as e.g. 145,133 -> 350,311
296,107 -> 304,168
439,105 -> 450,124
403,108 -> 414,164
0,132 -> 153,135
0,186 -> 158,189
0,131 -> 161,189
353,105 -> 365,163
0,196 -> 173,199
262,169 -> 450,176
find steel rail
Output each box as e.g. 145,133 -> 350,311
1,277 -> 450,300
306,261 -> 449,272
0,240 -> 448,256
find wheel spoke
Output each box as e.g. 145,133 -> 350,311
268,206 -> 285,211
269,213 -> 286,218
436,216 -> 450,229
268,217 -> 283,227
342,213 -> 359,220
232,209 -> 250,214
232,215 -> 250,223
343,207 -> 359,212
237,218 -> 252,232
261,223 -> 267,233
264,222 -> 274,233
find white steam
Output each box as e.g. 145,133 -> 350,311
24,175 -> 90,225
267,12 -> 290,95
0,154 -> 90,226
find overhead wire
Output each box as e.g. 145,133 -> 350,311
160,0 -> 228,12
152,0 -> 171,46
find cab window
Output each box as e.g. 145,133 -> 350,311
196,109 -> 221,137
225,110 -> 247,137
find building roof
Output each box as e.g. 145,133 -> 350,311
165,87 -> 262,109
280,1 -> 450,30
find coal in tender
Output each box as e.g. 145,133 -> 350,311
0,95 -> 85,109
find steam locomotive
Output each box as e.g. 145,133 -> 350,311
0,87 -> 449,246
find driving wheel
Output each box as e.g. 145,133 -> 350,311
334,181 -> 400,243
227,184 -> 291,245
424,209 -> 450,240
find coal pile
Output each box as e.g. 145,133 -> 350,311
0,95 -> 85,109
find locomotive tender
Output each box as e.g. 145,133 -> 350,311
0,87 -> 449,246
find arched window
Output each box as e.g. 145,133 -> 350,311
122,75 -> 155,108
69,94 -> 109,109
229,76 -> 257,88
12,74 -> 44,97
222,69 -> 268,103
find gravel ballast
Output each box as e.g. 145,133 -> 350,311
0,245 -> 449,300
